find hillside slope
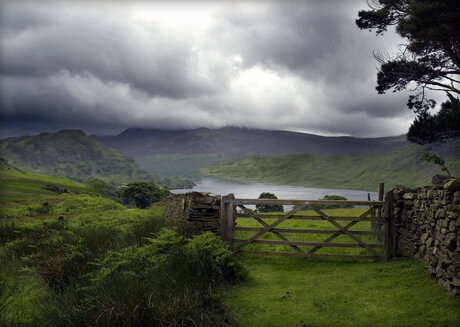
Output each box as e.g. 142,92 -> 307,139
94,127 -> 410,179
202,143 -> 460,191
94,127 -> 409,157
0,130 -> 154,184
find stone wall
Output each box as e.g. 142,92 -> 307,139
393,176 -> 460,296
155,192 -> 221,236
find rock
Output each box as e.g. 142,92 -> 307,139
427,237 -> 434,247
43,184 -> 68,194
404,200 -> 414,207
403,193 -> 416,200
421,232 -> 429,243
433,175 -> 450,186
451,286 -> 460,296
428,266 -> 437,277
445,233 -> 458,251
448,221 -> 456,232
454,191 -> 460,202
444,179 -> 460,192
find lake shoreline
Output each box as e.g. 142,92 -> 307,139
170,178 -> 379,202
199,173 -> 380,192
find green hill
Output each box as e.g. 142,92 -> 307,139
94,127 -> 409,179
0,130 -> 154,184
202,142 -> 460,191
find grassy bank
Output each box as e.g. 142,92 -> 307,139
0,170 -> 244,326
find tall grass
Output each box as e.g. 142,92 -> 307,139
35,231 -> 245,327
1,170 -> 246,325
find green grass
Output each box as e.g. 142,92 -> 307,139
0,169 -> 243,326
2,169 -> 459,326
0,129 -> 154,184
225,207 -> 460,326
224,256 -> 460,327
0,170 -> 98,221
203,145 -> 460,191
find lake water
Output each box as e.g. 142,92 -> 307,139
171,178 -> 379,202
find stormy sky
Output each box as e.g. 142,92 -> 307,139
0,1 -> 430,138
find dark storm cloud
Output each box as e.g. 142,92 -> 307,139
1,2 -> 218,99
0,2 -> 53,35
208,1 -> 404,106
0,1 -> 419,138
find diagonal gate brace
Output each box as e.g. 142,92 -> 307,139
312,207 -> 382,258
237,204 -> 306,255
308,208 -> 372,256
235,203 -> 308,252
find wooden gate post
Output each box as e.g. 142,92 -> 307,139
383,190 -> 395,261
378,182 -> 384,218
220,194 -> 235,249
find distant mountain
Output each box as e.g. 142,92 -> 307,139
0,130 -> 154,184
93,127 -> 411,179
94,127 -> 409,157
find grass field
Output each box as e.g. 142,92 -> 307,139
224,207 -> 460,326
223,256 -> 460,327
2,169 -> 459,326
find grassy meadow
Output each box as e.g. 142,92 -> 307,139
225,208 -> 460,326
224,256 -> 460,327
1,169 -> 459,326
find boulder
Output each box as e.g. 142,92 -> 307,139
444,178 -> 460,192
432,175 -> 451,186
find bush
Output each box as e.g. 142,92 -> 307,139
315,195 -> 353,209
256,192 -> 283,213
87,178 -> 121,200
121,181 -> 171,209
36,230 -> 245,326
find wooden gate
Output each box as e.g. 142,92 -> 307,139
220,189 -> 395,261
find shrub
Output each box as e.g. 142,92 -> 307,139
121,181 -> 171,209
315,195 -> 353,209
37,230 -> 245,326
256,192 -> 283,213
87,178 -> 121,200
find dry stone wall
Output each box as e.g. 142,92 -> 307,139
155,192 -> 221,236
393,176 -> 460,296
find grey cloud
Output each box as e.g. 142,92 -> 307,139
1,3 -> 218,99
0,2 -> 54,35
0,1 -> 417,138
210,1 -> 381,80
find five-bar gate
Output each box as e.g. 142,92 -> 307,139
220,189 -> 395,261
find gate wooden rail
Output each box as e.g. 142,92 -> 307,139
220,191 -> 395,261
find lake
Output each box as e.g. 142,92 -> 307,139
171,178 -> 379,201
